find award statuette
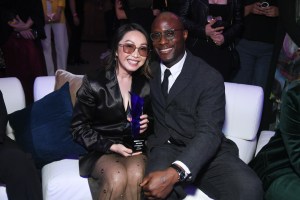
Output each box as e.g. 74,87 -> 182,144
128,92 -> 146,152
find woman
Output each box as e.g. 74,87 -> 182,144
115,0 -> 154,33
41,0 -> 69,75
71,23 -> 152,200
232,0 -> 279,91
0,0 -> 47,105
249,57 -> 300,200
178,0 -> 243,81
0,91 -> 43,200
152,0 -> 182,16
249,1 -> 300,199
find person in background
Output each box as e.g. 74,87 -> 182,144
0,48 -> 6,77
249,52 -> 300,200
232,0 -> 279,91
70,23 -> 152,200
41,0 -> 69,76
0,91 -> 43,200
0,0 -> 47,105
115,0 -> 154,33
178,0 -> 243,82
152,0 -> 181,16
65,0 -> 89,66
140,12 -> 263,200
248,2 -> 300,199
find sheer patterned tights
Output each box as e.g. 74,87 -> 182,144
90,153 -> 147,200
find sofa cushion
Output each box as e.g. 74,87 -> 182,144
8,83 -> 86,168
54,69 -> 83,106
0,91 -> 8,143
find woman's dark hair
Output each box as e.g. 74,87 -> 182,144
105,23 -> 152,78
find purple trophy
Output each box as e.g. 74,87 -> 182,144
129,92 -> 146,152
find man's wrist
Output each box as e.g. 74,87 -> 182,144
170,164 -> 191,182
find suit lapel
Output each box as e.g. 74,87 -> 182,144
167,53 -> 194,105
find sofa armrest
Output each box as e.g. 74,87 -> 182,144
33,76 -> 55,101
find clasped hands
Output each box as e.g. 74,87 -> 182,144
45,12 -> 62,24
206,19 -> 225,46
8,16 -> 36,40
251,2 -> 279,17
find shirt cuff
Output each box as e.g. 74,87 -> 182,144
173,160 -> 191,174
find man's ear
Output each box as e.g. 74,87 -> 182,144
183,30 -> 188,41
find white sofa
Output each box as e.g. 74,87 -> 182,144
0,76 -> 265,200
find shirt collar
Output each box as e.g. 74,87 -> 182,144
160,51 -> 187,78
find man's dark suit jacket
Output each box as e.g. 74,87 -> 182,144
148,51 -> 233,181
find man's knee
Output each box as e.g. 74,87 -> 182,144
237,173 -> 264,200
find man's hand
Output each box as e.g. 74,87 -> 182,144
140,167 -> 179,199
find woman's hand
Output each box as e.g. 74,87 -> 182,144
51,12 -> 62,23
19,29 -> 35,39
206,19 -> 224,38
205,20 -> 224,46
139,114 -> 149,134
9,16 -> 33,32
263,6 -> 279,17
211,32 -> 225,46
73,15 -> 80,26
110,144 -> 142,157
251,3 -> 279,17
45,13 -> 54,23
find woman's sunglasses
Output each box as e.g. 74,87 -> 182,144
118,44 -> 150,57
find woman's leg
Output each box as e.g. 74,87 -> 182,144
123,154 -> 147,200
52,23 -> 68,71
90,154 -> 146,200
41,24 -> 55,75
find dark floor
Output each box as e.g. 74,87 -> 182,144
66,41 -> 108,75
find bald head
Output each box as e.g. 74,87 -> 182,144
151,12 -> 185,31
150,11 -> 188,68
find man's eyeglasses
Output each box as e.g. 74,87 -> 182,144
150,29 -> 183,42
118,44 -> 149,57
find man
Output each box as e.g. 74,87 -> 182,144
140,12 -> 263,200
65,0 -> 89,65
0,91 -> 43,200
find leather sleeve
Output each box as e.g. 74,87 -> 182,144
71,76 -> 115,153
222,0 -> 243,47
178,0 -> 208,39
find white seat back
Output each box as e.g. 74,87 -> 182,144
223,82 -> 264,163
33,76 -> 56,101
0,77 -> 26,139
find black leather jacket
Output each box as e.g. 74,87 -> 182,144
71,67 -> 152,153
178,0 -> 243,47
